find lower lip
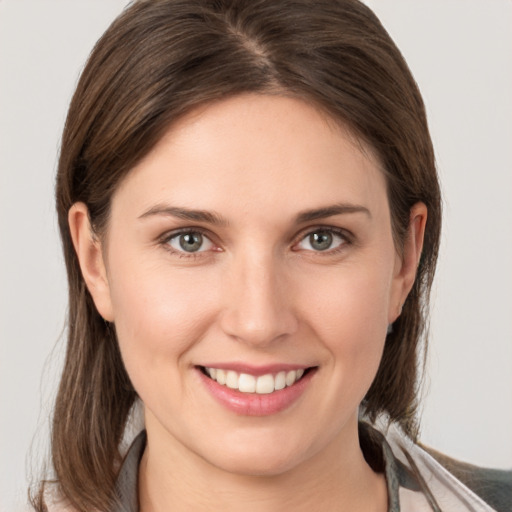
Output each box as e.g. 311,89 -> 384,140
198,368 -> 315,416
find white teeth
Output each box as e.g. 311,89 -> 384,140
256,374 -> 274,394
285,370 -> 297,386
204,367 -> 307,394
274,371 -> 286,390
216,368 -> 226,385
238,373 -> 256,393
226,370 -> 239,389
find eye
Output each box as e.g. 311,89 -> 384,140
167,231 -> 215,253
296,228 -> 347,252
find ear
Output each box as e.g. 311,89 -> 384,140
389,202 -> 427,323
68,203 -> 115,322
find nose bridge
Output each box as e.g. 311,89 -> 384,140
220,247 -> 297,346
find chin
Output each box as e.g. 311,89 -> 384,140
207,448 -> 306,477
194,429 -> 316,477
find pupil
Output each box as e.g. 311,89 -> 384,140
179,232 -> 202,252
310,231 -> 332,251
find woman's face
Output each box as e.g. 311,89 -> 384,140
80,94 -> 420,476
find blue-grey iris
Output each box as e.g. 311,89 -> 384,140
309,231 -> 333,251
179,232 -> 203,252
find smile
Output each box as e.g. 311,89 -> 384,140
202,367 -> 306,394
197,365 -> 316,416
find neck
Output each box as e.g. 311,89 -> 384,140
138,415 -> 387,512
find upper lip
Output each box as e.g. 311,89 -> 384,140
196,363 -> 314,376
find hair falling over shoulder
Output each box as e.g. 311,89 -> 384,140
31,1 -> 441,510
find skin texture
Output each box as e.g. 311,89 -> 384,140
69,94 -> 426,511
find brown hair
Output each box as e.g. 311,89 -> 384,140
33,0 -> 441,509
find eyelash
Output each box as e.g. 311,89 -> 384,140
160,227 -> 217,259
292,226 -> 352,255
159,226 -> 353,259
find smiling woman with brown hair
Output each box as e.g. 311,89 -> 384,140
31,1 -> 510,511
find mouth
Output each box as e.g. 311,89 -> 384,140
197,364 -> 316,415
198,366 -> 313,395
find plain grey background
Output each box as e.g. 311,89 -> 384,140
1,1 -> 511,510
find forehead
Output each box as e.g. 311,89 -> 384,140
111,94 -> 388,223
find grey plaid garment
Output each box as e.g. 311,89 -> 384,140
110,428 -> 425,512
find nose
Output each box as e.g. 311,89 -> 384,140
219,251 -> 298,347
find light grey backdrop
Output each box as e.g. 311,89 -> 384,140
1,1 -> 511,510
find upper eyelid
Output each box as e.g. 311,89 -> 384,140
293,225 -> 352,244
160,228 -> 218,258
159,226 -> 214,243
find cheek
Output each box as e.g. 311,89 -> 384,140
106,254 -> 218,385
297,258 -> 393,394
301,260 -> 393,339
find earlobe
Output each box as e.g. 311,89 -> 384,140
68,203 -> 115,322
390,202 -> 427,323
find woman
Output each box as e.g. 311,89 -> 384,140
31,0 -> 510,510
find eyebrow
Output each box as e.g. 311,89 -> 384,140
138,202 -> 370,226
295,204 -> 371,223
138,205 -> 230,226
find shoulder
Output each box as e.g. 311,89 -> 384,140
368,420 -> 512,511
423,445 -> 512,512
